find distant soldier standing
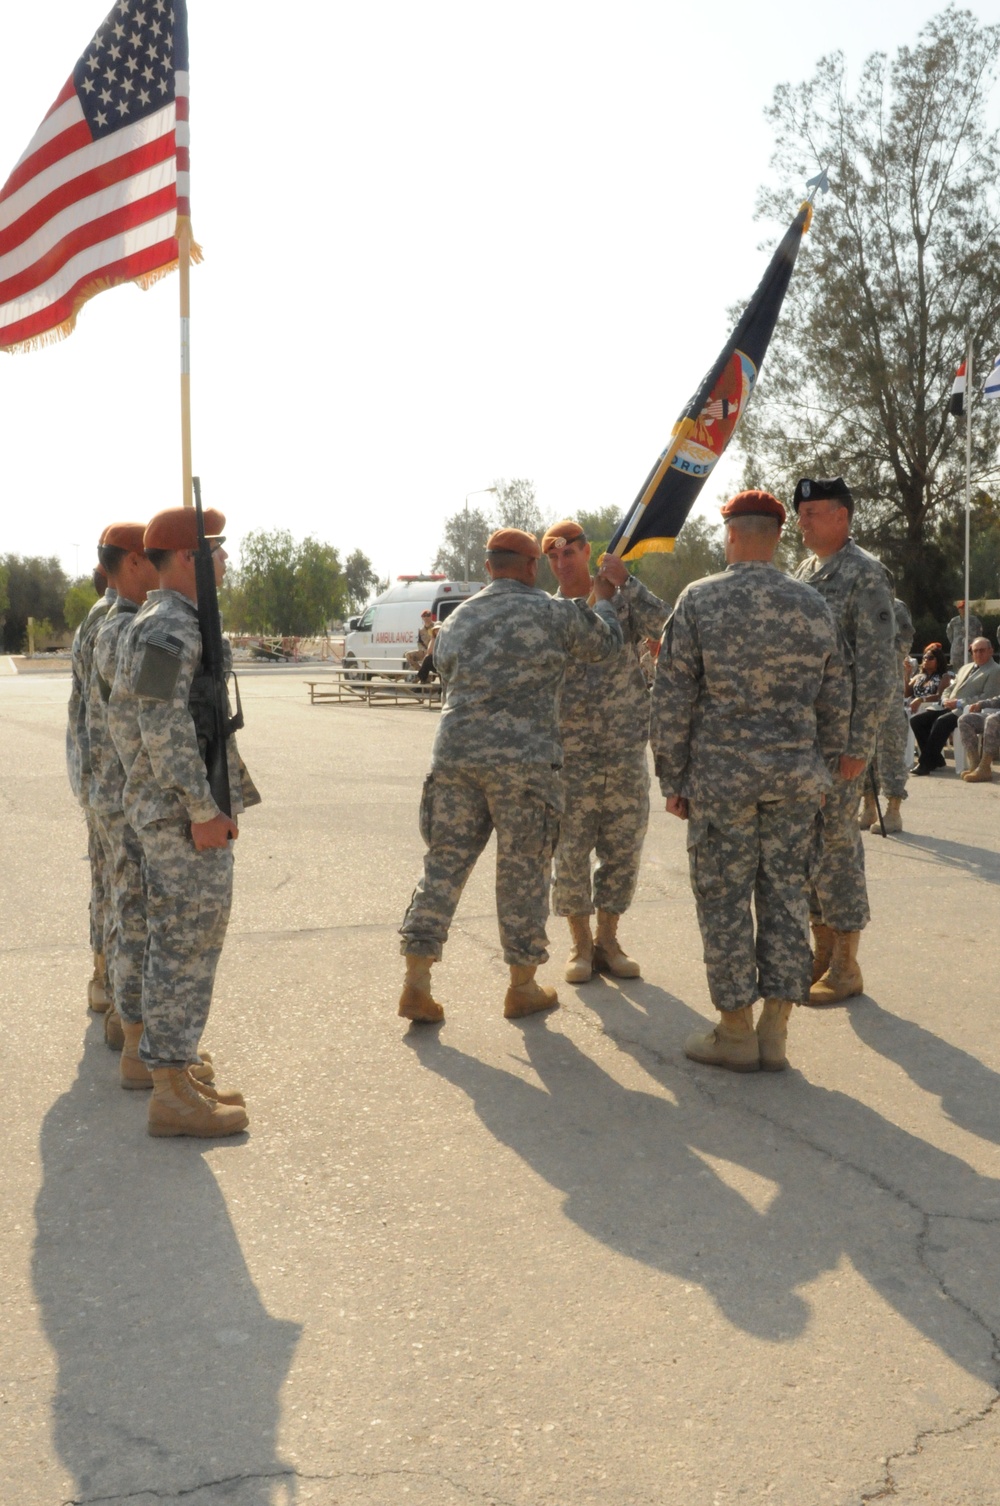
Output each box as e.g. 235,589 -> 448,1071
860,597 -> 913,835
111,507 -> 253,1138
793,477 -> 897,1003
542,520 -> 668,982
651,491 -> 850,1071
947,601 -> 982,670
398,529 -> 623,1022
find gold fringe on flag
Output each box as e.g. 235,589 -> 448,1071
2,219 -> 203,355
620,536 -> 677,561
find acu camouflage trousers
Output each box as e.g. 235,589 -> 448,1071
85,807 -> 109,954
871,696 -> 909,800
137,817 -> 233,1069
551,750 -> 650,917
93,808 -> 147,1026
958,709 -> 1000,762
810,769 -> 871,932
687,794 -> 822,1012
399,763 -> 562,966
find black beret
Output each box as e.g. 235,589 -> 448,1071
792,476 -> 853,512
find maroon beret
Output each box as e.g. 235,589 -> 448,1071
720,489 -> 786,525
101,522 -> 148,553
486,528 -> 541,559
144,507 -> 226,551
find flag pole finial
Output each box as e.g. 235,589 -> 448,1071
805,169 -> 830,205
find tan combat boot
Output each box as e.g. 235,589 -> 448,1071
398,955 -> 444,1023
88,951 -> 110,1012
503,965 -> 559,1019
882,796 -> 903,833
564,915 -> 594,983
858,790 -> 878,830
120,1022 -> 149,1089
186,1070 -> 246,1107
684,1005 -> 760,1072
811,923 -> 834,984
104,1006 -> 125,1051
757,998 -> 794,1071
962,753 -> 994,783
808,931 -> 863,1005
147,1067 -> 249,1138
120,1022 -> 215,1089
593,910 -> 641,978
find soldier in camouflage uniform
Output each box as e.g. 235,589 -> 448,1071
958,694 -> 1000,782
793,477 -> 897,1004
398,528 -> 623,1023
67,561 -> 116,1013
110,507 -> 253,1138
650,491 -> 850,1072
947,603 -> 982,670
861,598 -> 914,835
541,519 -> 668,983
85,526 -> 158,1053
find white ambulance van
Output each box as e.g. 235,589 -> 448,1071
343,576 -> 484,676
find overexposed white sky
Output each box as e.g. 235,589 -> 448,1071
2,0 -> 997,589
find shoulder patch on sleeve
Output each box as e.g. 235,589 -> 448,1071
878,609 -> 891,622
134,632 -> 185,701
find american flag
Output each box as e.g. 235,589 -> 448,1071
0,0 -> 193,353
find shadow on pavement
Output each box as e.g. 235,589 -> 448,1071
847,997 -> 1000,1147
407,991 -> 999,1386
893,830 -> 1000,885
33,1026 -> 301,1504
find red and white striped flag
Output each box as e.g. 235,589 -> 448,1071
0,0 -> 196,353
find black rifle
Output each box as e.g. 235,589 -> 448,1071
193,476 -> 242,818
868,764 -> 886,838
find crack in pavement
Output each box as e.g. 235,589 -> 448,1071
569,1001 -> 1000,1504
63,1465 -> 520,1506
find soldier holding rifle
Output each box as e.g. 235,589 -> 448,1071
111,502 -> 255,1138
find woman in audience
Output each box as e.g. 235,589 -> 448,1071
905,643 -> 951,709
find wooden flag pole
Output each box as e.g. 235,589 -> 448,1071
179,217 -> 193,508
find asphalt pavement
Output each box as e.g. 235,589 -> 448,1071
1,669 -> 998,1506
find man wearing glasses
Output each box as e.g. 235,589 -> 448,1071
910,638 -> 1000,776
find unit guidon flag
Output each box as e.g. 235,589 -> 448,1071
608,201 -> 813,560
0,0 -> 194,353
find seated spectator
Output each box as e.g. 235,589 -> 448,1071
910,638 -> 1000,775
415,622 -> 441,683
958,696 -> 1000,784
405,612 -> 437,672
905,643 -> 951,708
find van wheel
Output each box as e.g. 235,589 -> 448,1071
343,653 -> 370,682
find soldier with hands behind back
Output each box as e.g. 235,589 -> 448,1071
651,490 -> 850,1072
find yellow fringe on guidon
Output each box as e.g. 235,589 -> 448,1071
3,218 -> 203,355
621,535 -> 677,561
